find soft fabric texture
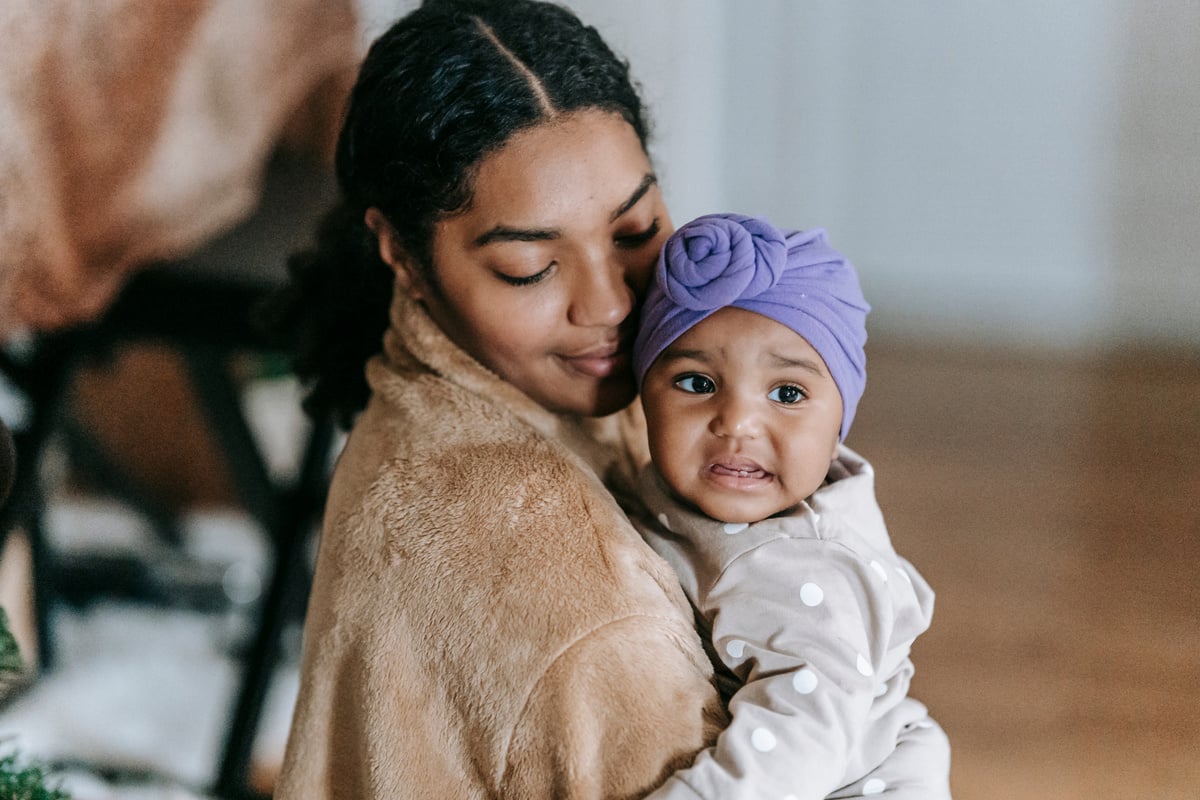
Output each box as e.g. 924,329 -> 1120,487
634,447 -> 951,799
633,214 -> 870,440
276,288 -> 726,799
0,0 -> 358,334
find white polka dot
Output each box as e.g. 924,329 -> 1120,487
792,668 -> 818,694
874,682 -> 888,697
856,653 -> 874,677
751,727 -> 777,752
723,521 -> 749,534
725,639 -> 747,659
800,582 -> 824,607
870,560 -> 889,582
863,778 -> 887,795
656,512 -> 672,532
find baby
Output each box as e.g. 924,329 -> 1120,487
632,214 -> 951,799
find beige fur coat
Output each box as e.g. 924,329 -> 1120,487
276,290 -> 725,799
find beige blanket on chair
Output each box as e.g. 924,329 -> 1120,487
0,0 -> 359,335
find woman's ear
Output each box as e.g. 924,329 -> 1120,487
364,208 -> 428,300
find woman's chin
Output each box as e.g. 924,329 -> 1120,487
589,374 -> 639,417
551,372 -> 637,418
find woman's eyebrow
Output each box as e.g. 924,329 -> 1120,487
471,173 -> 657,248
610,173 -> 657,222
472,226 -> 559,247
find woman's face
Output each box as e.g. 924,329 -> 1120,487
407,110 -> 671,416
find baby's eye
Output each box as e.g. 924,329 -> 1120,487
768,384 -> 806,404
674,374 -> 716,394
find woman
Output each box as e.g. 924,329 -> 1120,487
270,1 -> 725,796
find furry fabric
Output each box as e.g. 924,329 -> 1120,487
0,0 -> 358,333
276,289 -> 725,799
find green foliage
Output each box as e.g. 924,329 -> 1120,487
0,606 -> 71,800
0,753 -> 70,800
0,607 -> 20,678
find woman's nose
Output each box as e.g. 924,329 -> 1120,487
567,252 -> 633,328
710,393 -> 763,439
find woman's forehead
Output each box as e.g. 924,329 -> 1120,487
465,110 -> 655,226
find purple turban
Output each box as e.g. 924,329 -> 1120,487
633,213 -> 870,441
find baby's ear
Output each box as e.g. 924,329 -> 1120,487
365,208 -> 427,300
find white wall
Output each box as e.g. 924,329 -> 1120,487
358,0 -> 1200,349
1108,3 -> 1200,345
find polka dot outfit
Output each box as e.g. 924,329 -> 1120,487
635,446 -> 952,800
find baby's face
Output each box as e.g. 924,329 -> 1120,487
641,307 -> 843,524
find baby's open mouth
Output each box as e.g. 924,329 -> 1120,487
709,462 -> 770,479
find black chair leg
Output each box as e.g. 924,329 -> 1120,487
210,413 -> 334,799
61,419 -> 184,546
0,332 -> 87,672
181,345 -> 279,533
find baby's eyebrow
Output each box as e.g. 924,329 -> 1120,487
768,353 -> 827,376
657,347 -> 710,365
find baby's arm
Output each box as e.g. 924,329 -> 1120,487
645,537 -> 892,800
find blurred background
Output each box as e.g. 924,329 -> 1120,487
0,1 -> 1196,798
578,0 -> 1200,350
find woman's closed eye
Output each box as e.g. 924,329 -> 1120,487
767,384 -> 807,404
615,219 -> 661,249
496,262 -> 555,286
674,373 -> 716,394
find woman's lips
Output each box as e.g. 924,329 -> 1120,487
560,343 -> 629,378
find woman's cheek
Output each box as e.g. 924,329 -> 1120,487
626,251 -> 658,302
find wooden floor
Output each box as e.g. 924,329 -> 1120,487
849,338 -> 1200,799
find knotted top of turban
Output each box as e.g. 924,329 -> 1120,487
632,213 -> 870,441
